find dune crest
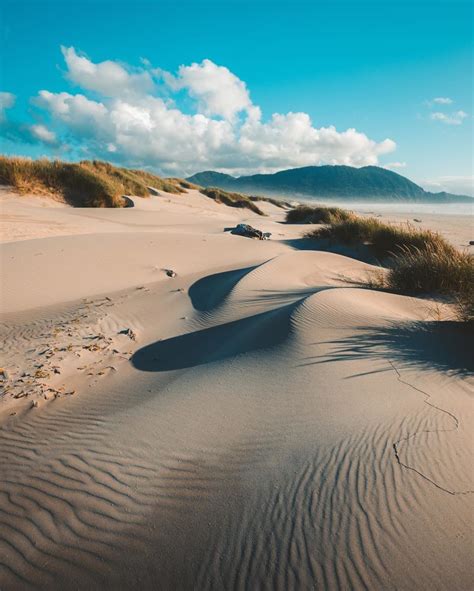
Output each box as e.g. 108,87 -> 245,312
1,190 -> 473,589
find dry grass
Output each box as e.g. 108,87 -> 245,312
199,187 -> 265,215
249,195 -> 292,209
306,215 -> 451,258
0,156 -> 188,207
286,205 -> 353,224
304,207 -> 473,322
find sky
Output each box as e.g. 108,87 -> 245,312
0,0 -> 472,194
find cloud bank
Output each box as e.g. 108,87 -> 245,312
2,46 -> 396,175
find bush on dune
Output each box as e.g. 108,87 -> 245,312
286,205 -> 353,224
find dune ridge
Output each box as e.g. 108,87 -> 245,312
1,190 -> 473,589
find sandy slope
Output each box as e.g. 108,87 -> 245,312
0,190 -> 473,590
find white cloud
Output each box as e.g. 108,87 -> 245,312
432,97 -> 453,105
29,124 -> 57,144
383,161 -> 407,169
0,91 -> 15,121
16,48 -> 397,175
61,46 -> 155,97
165,59 -> 254,121
430,110 -> 468,125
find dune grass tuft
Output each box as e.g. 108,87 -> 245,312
286,205 -> 353,224
384,245 -> 474,322
306,215 -> 453,258
0,156 -> 194,207
303,207 -> 473,321
199,187 -> 265,215
249,195 -> 292,209
0,156 -> 126,207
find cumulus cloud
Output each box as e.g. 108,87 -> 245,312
12,47 -> 397,175
430,110 -> 468,125
61,46 -> 155,97
164,59 -> 254,121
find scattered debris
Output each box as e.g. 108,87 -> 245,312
34,369 -> 50,379
230,224 -> 271,240
118,328 -> 137,341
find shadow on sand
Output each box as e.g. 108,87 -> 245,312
132,303 -> 297,372
188,266 -> 257,312
281,237 -> 381,264
302,320 -> 473,378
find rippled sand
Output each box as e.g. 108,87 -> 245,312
1,190 -> 473,589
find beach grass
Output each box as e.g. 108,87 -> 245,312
0,156 -> 271,214
304,208 -> 473,320
249,195 -> 292,209
199,187 -> 265,215
0,156 -> 188,207
286,204 -> 353,224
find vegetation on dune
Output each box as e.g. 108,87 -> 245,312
199,187 -> 265,215
305,215 -> 457,258
249,195 -> 293,209
304,207 -> 473,322
83,160 -> 187,197
0,156 -> 188,207
167,178 -> 200,191
286,204 -> 353,224
0,157 -> 125,207
0,156 -> 275,214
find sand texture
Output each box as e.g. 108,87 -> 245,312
1,189 -> 473,590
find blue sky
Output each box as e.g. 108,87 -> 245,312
0,0 -> 472,194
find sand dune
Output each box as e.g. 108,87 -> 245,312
0,190 -> 473,589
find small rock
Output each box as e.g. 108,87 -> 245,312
230,224 -> 271,240
469,241 -> 474,246
165,269 -> 177,278
413,218 -> 422,223
31,400 -> 38,408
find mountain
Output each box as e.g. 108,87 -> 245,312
187,165 -> 472,202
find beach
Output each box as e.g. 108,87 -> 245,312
1,189 -> 473,590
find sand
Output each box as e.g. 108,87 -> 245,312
1,188 -> 473,590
